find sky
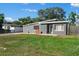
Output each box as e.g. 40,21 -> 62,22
0,3 -> 79,22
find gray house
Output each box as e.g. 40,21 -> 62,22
23,19 -> 70,35
2,24 -> 23,33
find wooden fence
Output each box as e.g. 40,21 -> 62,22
69,25 -> 79,35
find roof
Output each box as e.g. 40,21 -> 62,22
23,19 -> 69,26
43,19 -> 57,22
23,22 -> 39,26
39,21 -> 69,24
2,24 -> 11,26
3,24 -> 22,27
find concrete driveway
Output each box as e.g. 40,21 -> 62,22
0,32 -> 25,36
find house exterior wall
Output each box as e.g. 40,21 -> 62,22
23,23 -> 40,34
23,25 -> 28,33
14,27 -> 23,32
10,27 -> 15,32
39,24 -> 47,34
23,25 -> 35,34
23,23 -> 69,35
52,24 -> 67,35
23,24 -> 47,34
2,25 -> 10,30
39,23 -> 67,35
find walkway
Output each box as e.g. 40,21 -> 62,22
0,32 -> 25,36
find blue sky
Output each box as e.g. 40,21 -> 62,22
0,3 -> 79,22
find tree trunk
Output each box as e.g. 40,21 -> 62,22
0,24 -> 2,33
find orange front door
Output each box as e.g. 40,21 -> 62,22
34,26 -> 40,34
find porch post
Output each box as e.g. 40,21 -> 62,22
51,24 -> 54,34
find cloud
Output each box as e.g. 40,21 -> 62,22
22,3 -> 28,4
40,3 -> 46,5
23,9 -> 38,13
71,3 -> 79,7
22,3 -> 46,5
5,17 -> 15,22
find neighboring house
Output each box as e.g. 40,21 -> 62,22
2,24 -> 23,33
10,26 -> 23,33
23,19 -> 70,35
2,24 -> 11,30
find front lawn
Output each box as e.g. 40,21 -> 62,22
0,34 -> 79,56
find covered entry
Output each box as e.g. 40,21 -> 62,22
34,25 -> 41,34
47,24 -> 53,34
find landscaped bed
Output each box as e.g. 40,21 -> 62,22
0,34 -> 79,56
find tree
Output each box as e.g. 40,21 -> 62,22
68,12 -> 77,24
18,16 -> 33,25
32,17 -> 41,22
0,14 -> 4,30
12,21 -> 21,25
38,9 -> 46,20
38,7 -> 65,21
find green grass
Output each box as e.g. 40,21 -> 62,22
0,34 -> 79,56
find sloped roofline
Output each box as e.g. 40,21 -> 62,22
23,19 -> 69,26
39,21 -> 69,24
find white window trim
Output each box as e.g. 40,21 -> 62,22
54,24 -> 64,31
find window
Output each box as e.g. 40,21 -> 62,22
54,24 -> 64,31
34,26 -> 39,30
